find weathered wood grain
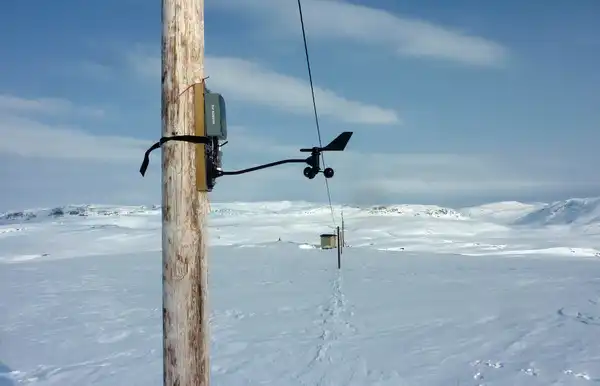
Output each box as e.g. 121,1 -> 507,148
161,0 -> 209,384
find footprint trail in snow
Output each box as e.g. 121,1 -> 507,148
296,272 -> 360,384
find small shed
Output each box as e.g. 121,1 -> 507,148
320,233 -> 338,249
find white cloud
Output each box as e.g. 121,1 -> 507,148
0,155 -> 160,211
212,127 -> 600,206
0,115 -> 149,162
208,57 -> 399,125
0,100 -> 596,211
0,95 -> 157,211
210,0 -> 508,67
0,94 -> 105,118
0,93 -> 146,163
126,50 -> 400,125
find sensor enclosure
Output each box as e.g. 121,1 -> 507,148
205,92 -> 227,140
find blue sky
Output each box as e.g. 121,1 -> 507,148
1,0 -> 599,211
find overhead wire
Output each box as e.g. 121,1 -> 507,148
296,0 -> 337,228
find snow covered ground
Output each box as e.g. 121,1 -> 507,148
1,199 -> 600,385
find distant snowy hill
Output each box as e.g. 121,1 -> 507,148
3,197 -> 600,229
366,204 -> 466,219
514,197 -> 600,227
460,201 -> 546,223
0,204 -> 160,225
0,202 -> 470,226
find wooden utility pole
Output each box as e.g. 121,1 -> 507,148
162,0 -> 209,385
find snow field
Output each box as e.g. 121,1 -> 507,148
1,199 -> 600,385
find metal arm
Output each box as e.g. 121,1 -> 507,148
216,158 -> 309,176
